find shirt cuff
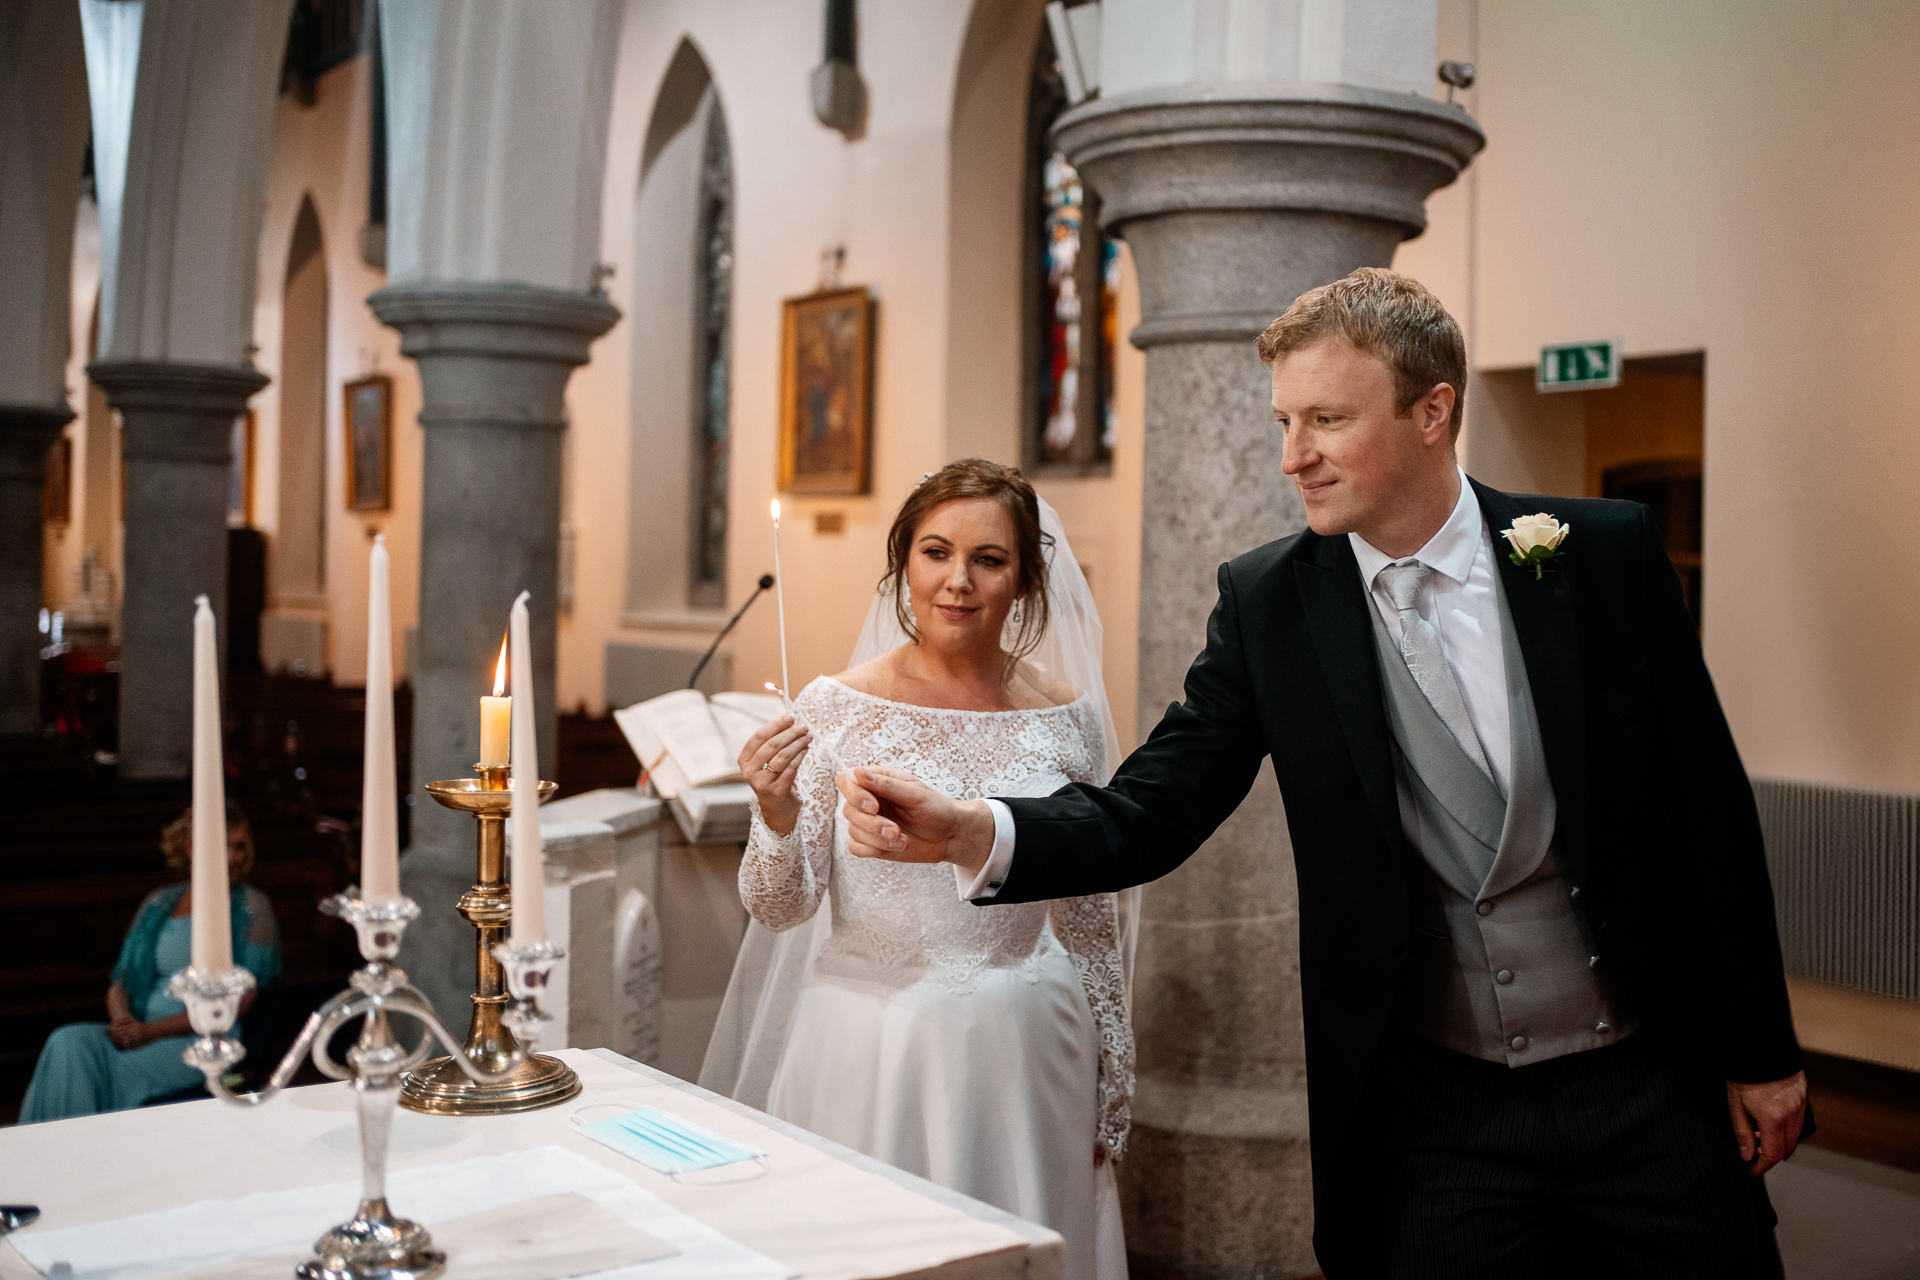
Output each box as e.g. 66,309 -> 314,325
953,799 -> 1017,900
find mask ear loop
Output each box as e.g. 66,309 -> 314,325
670,1156 -> 773,1186
571,1102 -> 633,1128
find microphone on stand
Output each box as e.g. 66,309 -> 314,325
688,574 -> 776,690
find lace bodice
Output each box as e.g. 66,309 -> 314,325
740,675 -> 1134,1160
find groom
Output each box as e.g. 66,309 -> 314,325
836,269 -> 1807,1277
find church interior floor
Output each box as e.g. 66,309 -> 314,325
1770,1051 -> 1920,1276
1128,1254 -> 1323,1280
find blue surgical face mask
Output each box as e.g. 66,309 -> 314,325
577,1106 -> 766,1174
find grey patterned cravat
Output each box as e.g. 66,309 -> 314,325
1376,561 -> 1494,780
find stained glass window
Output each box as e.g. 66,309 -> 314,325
691,103 -> 732,609
1028,21 -> 1115,471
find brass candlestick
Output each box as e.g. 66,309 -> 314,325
401,764 -> 580,1115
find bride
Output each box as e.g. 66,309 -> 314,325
700,459 -> 1132,1280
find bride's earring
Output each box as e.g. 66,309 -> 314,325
1012,598 -> 1023,625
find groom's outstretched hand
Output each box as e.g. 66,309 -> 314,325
837,767 -> 995,874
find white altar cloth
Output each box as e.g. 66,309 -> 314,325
0,1048 -> 1060,1280
11,1146 -> 749,1280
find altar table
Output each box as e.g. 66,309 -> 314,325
0,1047 -> 1063,1280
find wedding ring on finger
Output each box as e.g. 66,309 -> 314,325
762,763 -> 777,772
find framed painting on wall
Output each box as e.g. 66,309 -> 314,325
778,286 -> 873,494
227,410 -> 255,527
43,434 -> 71,524
344,373 -> 392,511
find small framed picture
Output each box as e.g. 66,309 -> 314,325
344,374 -> 393,511
43,433 -> 71,524
779,287 -> 873,495
227,410 -> 255,527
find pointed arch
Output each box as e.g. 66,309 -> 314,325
945,0 -> 1051,467
275,193 -> 328,606
627,39 -> 733,616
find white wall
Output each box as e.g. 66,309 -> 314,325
1398,0 -> 1920,792
622,65 -> 714,622
253,55 -> 418,686
75,0 -> 1152,743
50,53 -> 413,681
563,0 -> 1148,732
44,199 -> 118,625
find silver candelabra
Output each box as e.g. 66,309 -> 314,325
168,890 -> 566,1280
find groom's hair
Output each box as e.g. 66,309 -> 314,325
882,459 -> 1053,660
1256,268 -> 1467,438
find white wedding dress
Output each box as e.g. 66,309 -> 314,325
726,674 -> 1133,1280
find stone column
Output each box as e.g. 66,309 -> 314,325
1055,85 -> 1483,1279
370,281 -> 618,1031
0,405 -> 72,733
0,0 -> 88,735
87,362 -> 267,778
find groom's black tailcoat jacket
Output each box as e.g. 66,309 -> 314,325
992,480 -> 1802,1270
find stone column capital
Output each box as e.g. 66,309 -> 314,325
86,361 -> 270,463
87,359 -> 271,411
1054,84 -> 1486,347
0,402 -> 76,479
368,280 -> 621,368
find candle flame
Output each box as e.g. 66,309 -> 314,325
492,639 -> 509,697
770,498 -> 781,524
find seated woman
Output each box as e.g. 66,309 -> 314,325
20,805 -> 281,1123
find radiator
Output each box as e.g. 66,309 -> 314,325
1753,776 -> 1920,1003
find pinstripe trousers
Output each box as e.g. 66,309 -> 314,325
1353,1030 -> 1784,1280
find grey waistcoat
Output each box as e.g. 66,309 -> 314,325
1369,557 -> 1633,1066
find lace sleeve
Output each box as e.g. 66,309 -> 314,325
1050,891 -> 1134,1163
738,726 -> 836,932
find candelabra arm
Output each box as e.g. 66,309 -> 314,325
173,892 -> 555,1114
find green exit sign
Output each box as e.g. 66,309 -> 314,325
1537,339 -> 1620,391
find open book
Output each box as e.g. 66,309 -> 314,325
611,689 -> 786,842
612,689 -> 787,796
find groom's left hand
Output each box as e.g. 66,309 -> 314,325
1726,1070 -> 1807,1176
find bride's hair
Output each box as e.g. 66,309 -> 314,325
880,458 -> 1053,659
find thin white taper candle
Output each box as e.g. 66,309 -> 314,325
508,591 -> 547,943
771,498 -> 790,701
190,595 -> 232,974
360,536 -> 400,904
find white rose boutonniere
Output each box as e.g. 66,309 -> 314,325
1501,513 -> 1570,580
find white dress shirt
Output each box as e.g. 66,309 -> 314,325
1349,468 -> 1512,798
962,469 -> 1509,900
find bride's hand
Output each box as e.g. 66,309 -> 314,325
740,715 -> 812,836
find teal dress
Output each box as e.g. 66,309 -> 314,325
21,883 -> 281,1123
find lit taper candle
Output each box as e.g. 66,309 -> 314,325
361,536 -> 401,905
770,498 -> 790,701
507,591 -> 547,943
480,638 -> 510,768
190,595 -> 233,975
